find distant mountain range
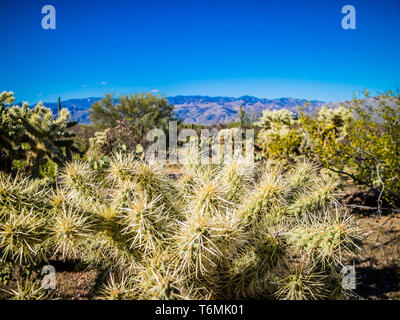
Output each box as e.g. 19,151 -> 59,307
169,95 -> 324,124
21,95 -> 326,125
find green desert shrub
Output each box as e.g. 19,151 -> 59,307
255,90 -> 400,205
299,91 -> 400,204
90,93 -> 176,153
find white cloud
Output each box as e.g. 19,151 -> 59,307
100,81 -> 107,85
151,89 -> 159,93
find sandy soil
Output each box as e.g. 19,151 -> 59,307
354,212 -> 400,299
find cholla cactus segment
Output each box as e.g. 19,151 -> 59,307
131,162 -> 162,187
286,210 -> 361,267
274,266 -> 328,300
178,138 -> 202,171
106,152 -> 137,186
60,160 -> 106,205
2,278 -> 52,300
109,180 -> 138,208
317,106 -> 353,128
0,172 -> 49,211
60,160 -> 97,190
0,91 -> 15,105
221,246 -> 262,299
130,161 -> 178,214
120,193 -> 171,255
81,231 -> 141,274
217,159 -> 254,203
222,224 -> 286,299
285,161 -> 318,199
47,186 -> 71,210
287,173 -> 339,218
186,177 -> 232,217
46,204 -> 94,260
256,109 -> 297,130
238,166 -> 286,224
176,169 -> 197,198
0,208 -> 45,265
211,209 -> 247,258
97,273 -> 137,300
134,256 -> 191,300
87,129 -> 112,159
174,210 -> 228,277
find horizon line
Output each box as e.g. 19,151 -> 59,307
14,94 -> 334,106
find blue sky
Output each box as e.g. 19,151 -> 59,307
1,0 -> 400,103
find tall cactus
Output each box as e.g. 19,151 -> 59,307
238,104 -> 244,128
58,96 -> 61,119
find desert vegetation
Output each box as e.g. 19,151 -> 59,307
0,152 -> 361,300
0,89 -> 399,300
256,91 -> 400,207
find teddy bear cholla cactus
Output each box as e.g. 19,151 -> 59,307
94,155 -> 360,299
0,154 -> 361,300
0,172 -> 50,265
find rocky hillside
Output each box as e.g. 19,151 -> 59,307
170,95 -> 324,124
22,95 -> 325,125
